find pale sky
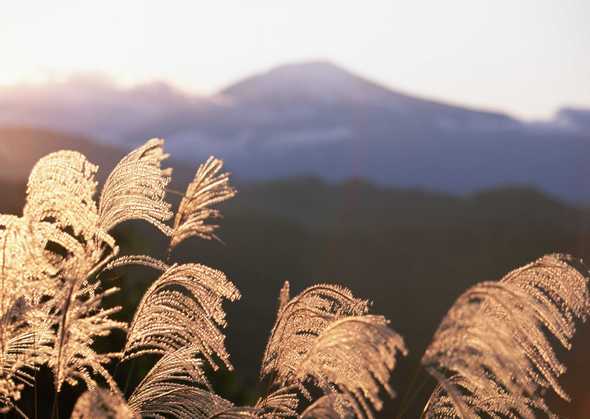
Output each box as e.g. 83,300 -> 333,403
0,1 -> 588,119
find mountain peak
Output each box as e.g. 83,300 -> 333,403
262,60 -> 353,78
220,60 -> 398,106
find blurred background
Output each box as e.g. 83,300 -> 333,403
1,1 -> 589,417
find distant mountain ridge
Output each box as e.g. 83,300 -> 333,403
222,61 -> 519,127
0,61 -> 588,201
0,126 -> 121,181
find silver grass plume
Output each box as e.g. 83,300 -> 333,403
207,409 -> 263,418
209,386 -> 300,418
23,150 -> 116,265
300,393 -> 362,419
23,149 -> 124,393
261,282 -> 369,385
51,270 -> 126,392
294,315 -> 407,417
252,386 -> 299,418
2,148 -> 123,405
23,151 -> 100,245
123,263 -> 240,370
75,359 -> 298,419
71,387 -> 136,419
105,254 -> 170,273
127,345 -> 233,418
170,156 -> 236,249
0,216 -> 55,412
98,138 -> 173,235
422,253 -> 590,418
0,140 -> 243,416
0,215 -> 59,305
261,282 -> 406,418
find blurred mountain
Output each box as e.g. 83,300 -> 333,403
221,61 -> 520,128
0,126 -> 200,203
554,107 -> 590,132
0,126 -> 121,182
0,62 -> 589,201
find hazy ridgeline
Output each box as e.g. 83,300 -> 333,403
1,62 -> 589,202
0,138 -> 589,417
